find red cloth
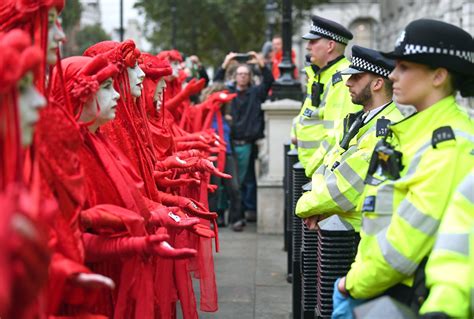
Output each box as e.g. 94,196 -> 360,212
272,49 -> 298,79
84,41 -> 163,202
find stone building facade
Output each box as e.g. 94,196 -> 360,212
80,0 -> 102,27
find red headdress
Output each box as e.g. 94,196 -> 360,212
84,40 -> 162,201
140,53 -> 173,80
139,53 -> 172,114
50,55 -> 119,120
0,0 -> 65,93
84,39 -> 141,71
138,53 -> 176,158
0,29 -> 50,318
156,49 -> 183,63
0,29 -> 42,190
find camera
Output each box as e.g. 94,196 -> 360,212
233,53 -> 251,63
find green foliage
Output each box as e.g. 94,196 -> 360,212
135,0 -> 326,67
75,24 -> 111,55
61,0 -> 82,32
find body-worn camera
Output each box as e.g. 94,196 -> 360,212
233,53 -> 251,63
366,138 -> 404,185
311,82 -> 324,107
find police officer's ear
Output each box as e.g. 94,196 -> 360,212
371,77 -> 385,92
327,40 -> 336,54
431,67 -> 450,91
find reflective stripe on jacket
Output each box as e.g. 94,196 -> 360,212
295,58 -> 361,170
295,102 -> 404,232
345,95 -> 474,299
419,170 -> 474,318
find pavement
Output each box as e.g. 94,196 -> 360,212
178,223 -> 292,319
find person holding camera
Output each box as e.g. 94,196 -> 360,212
213,51 -> 274,230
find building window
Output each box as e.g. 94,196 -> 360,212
349,18 -> 375,49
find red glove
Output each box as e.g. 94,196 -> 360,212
207,184 -> 218,193
213,139 -> 227,151
149,207 -> 200,229
174,149 -> 206,159
83,233 -> 170,261
174,133 -> 213,143
72,273 -> 115,290
167,78 -> 206,111
155,175 -> 201,188
9,213 -> 51,312
175,158 -> 231,179
207,91 -> 237,106
80,205 -> 147,236
176,141 -> 211,151
191,223 -> 215,238
159,192 -> 217,220
150,241 -> 197,259
155,155 -> 194,171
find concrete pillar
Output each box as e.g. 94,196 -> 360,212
257,99 -> 300,234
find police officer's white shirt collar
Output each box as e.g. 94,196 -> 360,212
364,101 -> 391,123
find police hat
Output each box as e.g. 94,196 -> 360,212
382,19 -> 474,76
341,45 -> 395,78
302,15 -> 353,45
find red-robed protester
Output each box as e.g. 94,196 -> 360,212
50,54 -> 203,318
83,41 -> 220,318
1,1 -> 115,317
0,29 -> 52,319
83,41 -> 219,218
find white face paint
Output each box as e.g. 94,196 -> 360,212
127,63 -> 145,97
18,73 -> 47,146
47,8 -> 66,66
96,78 -> 120,124
171,61 -> 180,78
81,78 -> 120,129
154,78 -> 167,112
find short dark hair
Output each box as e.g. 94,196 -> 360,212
382,78 -> 393,96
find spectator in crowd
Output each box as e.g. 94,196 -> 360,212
183,54 -> 210,103
213,51 -> 274,228
202,83 -> 243,230
271,35 -> 298,79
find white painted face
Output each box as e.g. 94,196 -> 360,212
47,8 -> 66,66
127,63 -> 145,97
96,78 -> 120,124
18,72 -> 47,146
171,61 -> 180,78
153,78 -> 167,112
82,78 -> 120,127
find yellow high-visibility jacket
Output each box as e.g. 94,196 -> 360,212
419,169 -> 474,318
295,102 -> 404,232
345,95 -> 474,299
295,57 -> 361,170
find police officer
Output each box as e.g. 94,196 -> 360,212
419,169 -> 474,319
334,19 -> 474,318
295,15 -> 361,175
296,45 -> 404,233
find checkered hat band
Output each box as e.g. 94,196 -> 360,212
403,43 -> 473,63
351,56 -> 391,77
310,24 -> 349,44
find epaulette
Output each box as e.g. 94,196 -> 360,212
432,126 -> 455,148
332,71 -> 342,86
376,117 -> 391,137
